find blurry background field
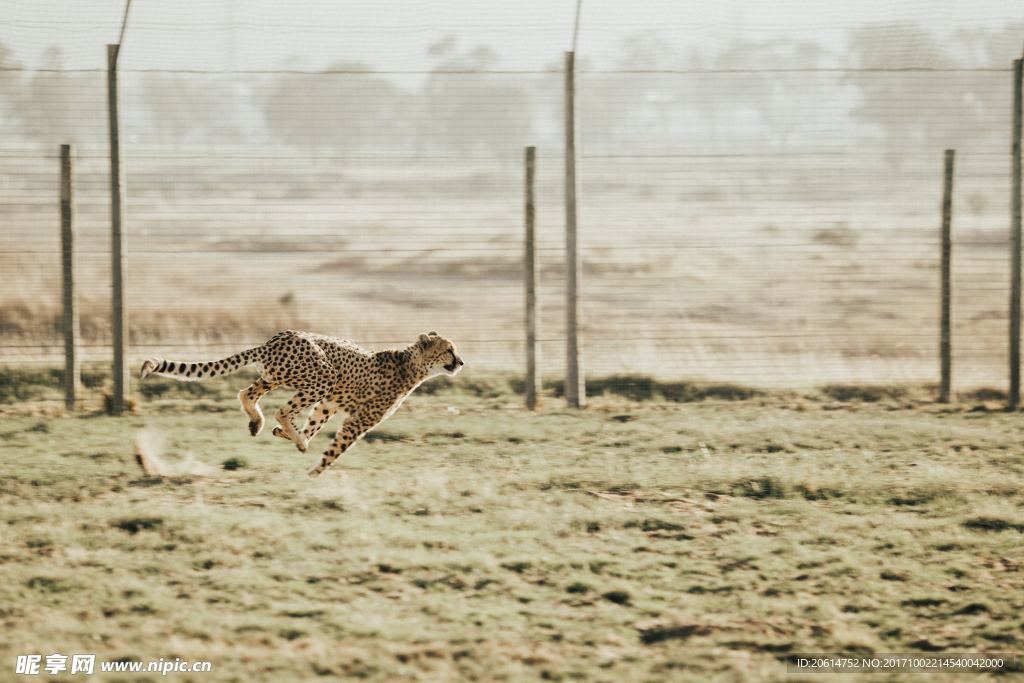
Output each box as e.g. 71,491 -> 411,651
1,378 -> 1022,681
1,3 -> 1023,396
0,149 -> 1015,388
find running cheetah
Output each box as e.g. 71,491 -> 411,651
139,330 -> 464,476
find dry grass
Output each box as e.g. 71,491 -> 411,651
0,155 -> 1011,386
0,372 -> 1022,681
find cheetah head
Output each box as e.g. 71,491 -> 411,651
417,331 -> 464,377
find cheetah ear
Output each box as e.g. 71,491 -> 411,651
428,330 -> 438,337
418,333 -> 431,344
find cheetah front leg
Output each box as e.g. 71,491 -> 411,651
273,400 -> 340,450
238,378 -> 277,437
308,408 -> 385,477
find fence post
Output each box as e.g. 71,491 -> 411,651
939,149 -> 955,403
107,43 -> 128,414
524,146 -> 540,410
60,144 -> 79,412
1010,58 -> 1023,410
564,50 -> 585,408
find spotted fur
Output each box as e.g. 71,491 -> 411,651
140,330 -> 464,476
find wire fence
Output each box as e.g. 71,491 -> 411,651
1,2 -> 1023,406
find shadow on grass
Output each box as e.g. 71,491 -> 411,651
0,365 -> 107,402
0,363 -> 1008,412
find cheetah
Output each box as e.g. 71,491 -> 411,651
139,330 -> 464,476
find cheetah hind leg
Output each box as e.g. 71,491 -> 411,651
239,378 -> 275,437
274,400 -> 339,450
272,401 -> 319,444
274,391 -> 321,453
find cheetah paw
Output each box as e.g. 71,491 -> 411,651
272,426 -> 307,452
249,417 -> 264,437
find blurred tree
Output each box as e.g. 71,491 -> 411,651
703,38 -> 831,147
580,31 -> 680,151
415,39 -> 534,156
11,47 -> 104,145
974,23 -> 1024,66
573,33 -> 837,152
139,75 -> 244,144
844,23 -> 1007,161
259,62 -> 402,150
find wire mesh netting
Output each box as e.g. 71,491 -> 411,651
1,1 -> 1023,404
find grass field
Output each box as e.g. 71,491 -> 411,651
1,372 -> 1023,681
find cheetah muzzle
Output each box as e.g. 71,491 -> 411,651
443,349 -> 464,375
139,330 -> 465,476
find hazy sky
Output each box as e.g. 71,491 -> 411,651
2,0 -> 1022,72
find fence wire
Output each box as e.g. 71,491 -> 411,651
1,2 -> 1023,403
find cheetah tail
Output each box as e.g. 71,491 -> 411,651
139,347 -> 260,382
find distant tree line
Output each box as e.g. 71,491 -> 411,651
0,24 -> 1020,157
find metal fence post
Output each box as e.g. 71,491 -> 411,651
524,146 -> 540,410
939,149 -> 954,403
60,144 -> 79,412
564,50 -> 585,408
1010,58 -> 1022,410
107,43 -> 128,414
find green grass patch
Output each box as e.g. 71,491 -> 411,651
26,576 -> 73,593
0,378 -> 1022,681
541,374 -> 762,403
112,517 -> 164,534
820,383 -> 909,403
963,517 -> 1024,533
959,387 -> 1006,403
601,590 -> 632,605
729,476 -> 787,499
